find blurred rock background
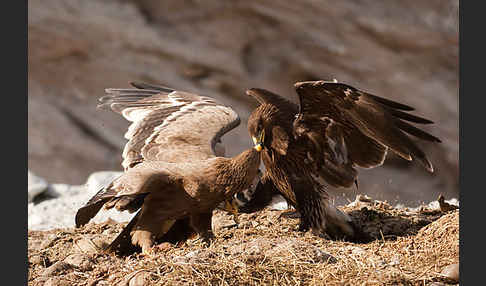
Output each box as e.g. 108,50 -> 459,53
28,0 -> 458,208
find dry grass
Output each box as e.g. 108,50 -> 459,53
28,198 -> 459,286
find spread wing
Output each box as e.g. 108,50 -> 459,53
98,82 -> 240,169
293,80 -> 441,187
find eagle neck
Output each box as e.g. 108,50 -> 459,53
217,148 -> 261,197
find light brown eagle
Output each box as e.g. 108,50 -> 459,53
246,80 -> 441,240
75,82 -> 263,254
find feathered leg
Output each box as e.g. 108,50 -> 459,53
189,212 -> 214,246
222,199 -> 240,224
293,179 -> 357,241
157,217 -> 196,244
130,208 -> 175,255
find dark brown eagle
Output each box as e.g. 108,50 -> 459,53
246,80 -> 441,240
75,82 -> 263,254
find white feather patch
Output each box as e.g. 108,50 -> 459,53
124,121 -> 139,140
144,100 -> 206,146
122,108 -> 153,122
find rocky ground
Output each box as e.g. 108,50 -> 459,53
28,194 -> 459,286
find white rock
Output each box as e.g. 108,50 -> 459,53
445,198 -> 460,207
28,170 -> 49,203
28,172 -> 134,231
268,195 -> 288,210
401,197 -> 460,212
85,171 -> 124,195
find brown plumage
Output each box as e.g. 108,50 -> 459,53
75,82 -> 263,254
246,80 -> 441,240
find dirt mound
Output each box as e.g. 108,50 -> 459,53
28,201 -> 459,285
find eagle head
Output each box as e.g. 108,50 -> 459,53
249,116 -> 265,152
248,103 -> 279,152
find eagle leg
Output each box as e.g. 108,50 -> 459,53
158,219 -> 177,238
223,199 -> 240,225
130,211 -> 168,255
130,228 -> 155,256
190,212 -> 215,246
292,180 -> 357,240
298,218 -> 310,232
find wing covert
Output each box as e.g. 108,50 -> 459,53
293,80 -> 440,187
99,82 -> 240,169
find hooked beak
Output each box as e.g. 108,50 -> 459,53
252,129 -> 265,152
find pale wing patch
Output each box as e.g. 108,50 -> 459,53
123,109 -> 154,139
100,85 -> 240,168
141,104 -> 239,163
144,99 -> 210,146
326,136 -> 348,165
320,117 -> 349,165
122,108 -> 154,123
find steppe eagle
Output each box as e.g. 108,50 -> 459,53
75,82 -> 263,254
246,80 -> 441,240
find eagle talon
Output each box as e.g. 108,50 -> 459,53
223,199 -> 240,225
141,246 -> 156,256
298,222 -> 310,232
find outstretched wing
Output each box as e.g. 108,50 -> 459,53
293,80 -> 441,187
99,82 -> 240,169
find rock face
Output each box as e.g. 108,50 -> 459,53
28,0 -> 459,205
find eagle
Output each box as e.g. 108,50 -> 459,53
245,80 -> 441,240
75,82 -> 263,254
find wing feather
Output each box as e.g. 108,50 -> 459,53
99,82 -> 240,169
75,164 -> 173,227
294,80 -> 440,179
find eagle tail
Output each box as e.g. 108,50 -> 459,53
103,194 -> 148,213
75,187 -> 117,228
317,199 -> 355,239
75,185 -> 148,228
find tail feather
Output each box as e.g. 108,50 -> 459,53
318,200 -> 355,239
75,198 -> 111,228
75,186 -> 147,228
